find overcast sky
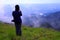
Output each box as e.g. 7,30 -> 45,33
0,0 -> 60,4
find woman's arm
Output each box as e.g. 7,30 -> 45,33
20,11 -> 22,16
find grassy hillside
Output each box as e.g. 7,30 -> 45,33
0,23 -> 60,40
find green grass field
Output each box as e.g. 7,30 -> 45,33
0,22 -> 60,40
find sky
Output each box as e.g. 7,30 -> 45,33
0,0 -> 60,5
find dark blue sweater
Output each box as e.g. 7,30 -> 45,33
12,11 -> 22,24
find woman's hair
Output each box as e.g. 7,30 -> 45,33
15,5 -> 20,11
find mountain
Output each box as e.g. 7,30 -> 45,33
23,11 -> 60,31
44,11 -> 60,30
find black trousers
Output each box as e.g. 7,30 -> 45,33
15,23 -> 22,36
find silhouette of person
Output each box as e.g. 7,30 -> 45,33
12,5 -> 22,36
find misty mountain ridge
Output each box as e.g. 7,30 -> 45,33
22,11 -> 60,31
45,11 -> 60,30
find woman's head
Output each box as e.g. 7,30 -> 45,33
15,5 -> 20,11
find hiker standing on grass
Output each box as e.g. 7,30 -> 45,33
12,5 -> 22,36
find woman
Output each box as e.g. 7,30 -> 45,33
12,5 -> 22,36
